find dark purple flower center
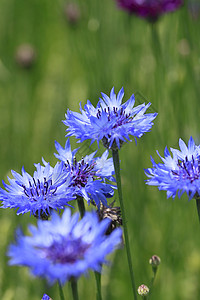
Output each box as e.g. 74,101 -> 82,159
96,107 -> 131,127
66,158 -> 96,188
172,155 -> 200,183
43,236 -> 90,264
21,178 -> 57,201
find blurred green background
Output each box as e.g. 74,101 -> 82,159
1,0 -> 200,299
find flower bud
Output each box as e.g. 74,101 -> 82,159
137,284 -> 149,296
15,44 -> 36,69
188,0 -> 200,20
149,255 -> 161,267
64,3 -> 81,24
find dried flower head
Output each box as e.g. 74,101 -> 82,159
97,201 -> 122,234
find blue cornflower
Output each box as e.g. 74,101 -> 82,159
8,208 -> 122,285
0,162 -> 75,217
54,139 -> 115,208
41,294 -> 52,300
145,137 -> 200,200
64,87 -> 157,150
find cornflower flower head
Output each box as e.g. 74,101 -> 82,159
0,162 -> 75,218
64,87 -> 157,150
41,294 -> 52,300
54,139 -> 115,208
115,0 -> 183,22
145,137 -> 200,200
8,208 -> 122,285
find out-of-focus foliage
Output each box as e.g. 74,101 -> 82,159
1,0 -> 200,299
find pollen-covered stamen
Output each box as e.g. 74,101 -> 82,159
43,237 -> 90,264
172,155 -> 200,183
22,177 -> 57,201
66,157 -> 97,188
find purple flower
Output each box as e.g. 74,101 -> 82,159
0,162 -> 75,217
64,87 -> 157,150
145,137 -> 200,200
115,0 -> 183,21
8,208 -> 122,285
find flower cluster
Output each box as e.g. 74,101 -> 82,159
1,86 -> 158,298
145,137 -> 200,200
115,0 -> 183,21
64,87 -> 157,150
8,208 -> 122,285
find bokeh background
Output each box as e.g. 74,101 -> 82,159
1,0 -> 200,299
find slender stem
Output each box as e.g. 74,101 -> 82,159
95,272 -> 102,300
196,197 -> 200,222
77,198 -> 103,300
112,149 -> 137,300
71,278 -> 79,300
148,268 -> 157,299
77,196 -> 86,218
58,281 -> 65,300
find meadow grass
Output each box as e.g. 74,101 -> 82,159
0,0 -> 200,299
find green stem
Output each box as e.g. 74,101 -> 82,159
95,271 -> 102,300
58,281 -> 65,300
112,149 -> 137,300
196,197 -> 200,223
71,278 -> 79,300
148,268 -> 157,299
77,196 -> 86,218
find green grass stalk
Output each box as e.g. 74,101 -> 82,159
95,271 -> 102,300
58,281 -> 65,300
71,279 -> 79,300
